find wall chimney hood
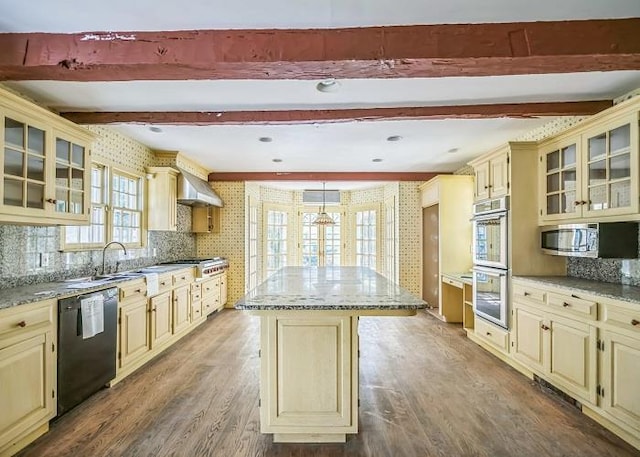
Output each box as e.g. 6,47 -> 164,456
176,168 -> 224,207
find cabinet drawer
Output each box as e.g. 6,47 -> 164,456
513,283 -> 546,306
601,302 -> 640,335
156,273 -> 173,294
442,276 -> 463,289
202,277 -> 220,297
0,301 -> 53,338
475,318 -> 509,352
173,269 -> 194,288
119,279 -> 147,303
191,282 -> 202,301
548,292 -> 597,320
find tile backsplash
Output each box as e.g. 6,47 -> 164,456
0,204 -> 196,289
567,226 -> 640,286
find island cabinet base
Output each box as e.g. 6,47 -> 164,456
258,312 -> 359,443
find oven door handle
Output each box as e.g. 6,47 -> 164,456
472,267 -> 507,277
471,212 -> 507,222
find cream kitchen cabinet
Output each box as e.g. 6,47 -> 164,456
512,281 -> 598,404
468,148 -> 509,201
190,282 -> 203,322
219,272 -> 228,307
0,299 -> 56,457
117,278 -> 149,371
0,87 -> 94,226
149,291 -> 173,349
539,98 -> 640,224
146,167 -> 179,231
172,285 -> 191,334
192,205 -> 220,233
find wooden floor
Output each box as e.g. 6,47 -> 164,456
19,310 -> 640,457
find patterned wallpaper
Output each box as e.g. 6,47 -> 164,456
514,116 -> 588,142
398,182 -> 423,295
197,182 -> 246,307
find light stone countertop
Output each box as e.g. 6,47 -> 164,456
235,266 -> 427,311
0,264 -> 193,311
514,276 -> 640,306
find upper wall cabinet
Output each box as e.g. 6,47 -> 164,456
146,167 -> 179,231
539,99 -> 640,224
468,148 -> 509,201
0,88 -> 95,225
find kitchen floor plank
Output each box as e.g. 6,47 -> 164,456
18,310 -> 640,457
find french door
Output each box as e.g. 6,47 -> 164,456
299,210 -> 343,267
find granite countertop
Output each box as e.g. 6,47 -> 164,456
514,276 -> 640,306
0,264 -> 193,311
442,272 -> 473,285
235,266 -> 427,311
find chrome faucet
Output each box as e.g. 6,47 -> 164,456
102,241 -> 127,275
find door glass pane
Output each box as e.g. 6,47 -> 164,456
610,181 -> 631,209
610,154 -> 630,180
547,195 -> 560,215
610,124 -> 630,153
70,191 -> 83,214
546,150 -> 559,172
588,185 -> 607,211
562,191 -> 576,214
4,118 -> 24,147
71,168 -> 84,189
71,144 -> 84,166
588,133 -> 606,161
588,160 -> 606,186
26,183 -> 44,209
4,148 -> 23,176
27,126 -> 45,155
561,144 -> 576,167
546,173 -> 559,193
27,155 -> 45,181
561,169 -> 576,191
56,139 -> 70,163
56,188 -> 68,213
3,179 -> 23,206
56,163 -> 69,187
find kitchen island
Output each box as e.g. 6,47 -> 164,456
235,266 -> 426,443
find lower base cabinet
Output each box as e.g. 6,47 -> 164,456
0,299 -> 56,457
172,286 -> 191,334
150,291 -> 172,349
600,329 -> 640,436
119,298 -> 150,368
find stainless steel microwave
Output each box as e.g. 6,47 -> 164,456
540,223 -> 639,258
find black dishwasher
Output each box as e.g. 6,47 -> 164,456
57,287 -> 118,416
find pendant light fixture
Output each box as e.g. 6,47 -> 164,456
313,182 -> 335,225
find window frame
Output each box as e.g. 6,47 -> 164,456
61,163 -> 145,251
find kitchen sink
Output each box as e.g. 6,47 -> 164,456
63,273 -> 142,286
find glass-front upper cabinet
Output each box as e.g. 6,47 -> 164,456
539,106 -> 639,224
582,121 -> 635,218
540,140 -> 580,220
0,87 -> 94,225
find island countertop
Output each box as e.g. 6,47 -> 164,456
235,266 -> 427,311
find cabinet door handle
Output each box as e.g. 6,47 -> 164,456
574,200 -> 581,205
541,324 -> 550,331
17,320 -> 27,328
523,292 -> 530,297
135,289 -> 142,293
486,331 -> 492,336
45,198 -> 57,204
632,319 -> 639,326
562,302 -> 571,307
160,281 -> 167,286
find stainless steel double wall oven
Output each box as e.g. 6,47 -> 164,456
472,197 -> 509,329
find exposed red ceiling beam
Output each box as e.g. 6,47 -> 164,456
207,172 -> 442,182
1,19 -> 639,81
60,100 -> 612,125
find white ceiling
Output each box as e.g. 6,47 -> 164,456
2,0 -> 640,189
0,0 -> 638,31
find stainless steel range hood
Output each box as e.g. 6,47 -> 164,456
176,168 -> 224,207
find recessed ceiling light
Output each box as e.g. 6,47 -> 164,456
447,147 -> 459,153
259,137 -> 273,143
386,135 -> 402,142
372,158 -> 383,163
272,158 -> 283,163
316,78 -> 340,93
149,126 -> 163,133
